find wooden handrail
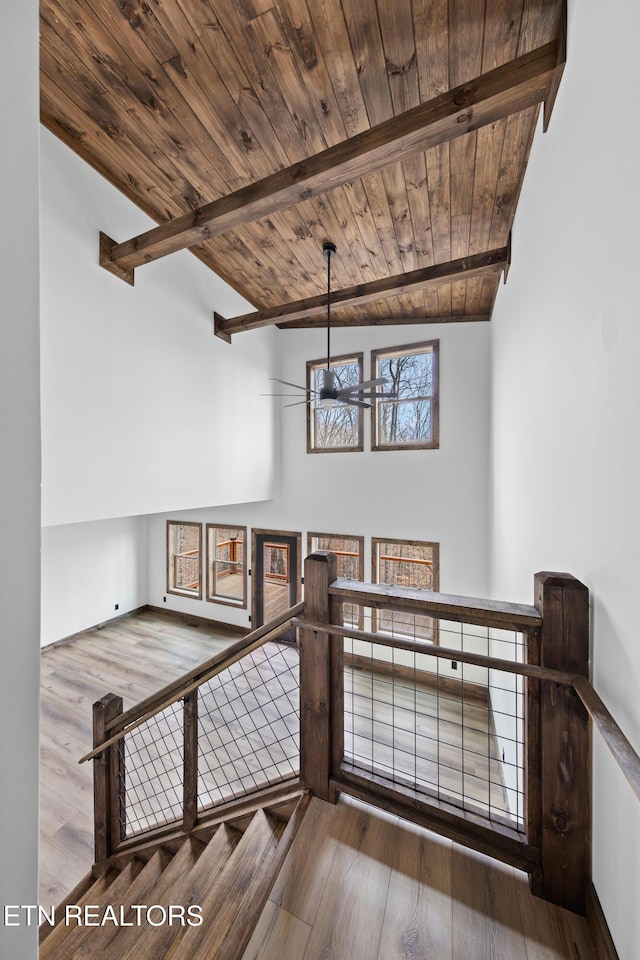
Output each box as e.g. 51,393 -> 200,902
329,578 -> 542,632
79,600 -> 304,763
296,609 -> 640,807
573,676 -> 640,803
292,617 -> 578,685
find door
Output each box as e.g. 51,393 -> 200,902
252,529 -> 301,641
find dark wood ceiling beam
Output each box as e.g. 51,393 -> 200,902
101,37 -> 563,282
279,314 -> 491,329
214,247 -> 508,340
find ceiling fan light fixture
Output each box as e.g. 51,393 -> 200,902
262,241 -> 397,408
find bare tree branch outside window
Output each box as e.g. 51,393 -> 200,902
372,341 -> 439,450
306,354 -> 364,451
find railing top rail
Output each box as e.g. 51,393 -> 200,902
329,579 -> 542,632
293,616 -> 575,684
79,600 -> 304,764
296,610 -> 640,809
572,676 -> 640,805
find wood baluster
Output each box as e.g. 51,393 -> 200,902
183,690 -> 199,831
526,623 -> 543,896
329,593 -> 344,803
92,692 -> 123,862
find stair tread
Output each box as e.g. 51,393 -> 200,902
102,825 -> 240,960
213,797 -> 310,960
39,867 -> 121,957
49,848 -> 170,960
169,809 -> 287,960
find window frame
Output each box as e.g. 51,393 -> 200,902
205,524 -> 247,609
166,521 -> 203,600
307,532 -> 365,629
371,536 -> 440,643
307,532 -> 365,582
306,352 -> 364,454
371,340 -> 439,451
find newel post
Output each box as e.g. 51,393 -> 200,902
92,692 -> 124,862
300,551 -> 338,802
533,572 -> 590,913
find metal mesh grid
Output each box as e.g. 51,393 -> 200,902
197,641 -> 300,809
343,610 -> 526,830
119,700 -> 184,837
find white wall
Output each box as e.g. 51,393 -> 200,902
41,516 -> 148,646
0,3 -> 40,958
147,320 -> 493,654
40,127 -> 280,528
490,2 -> 640,955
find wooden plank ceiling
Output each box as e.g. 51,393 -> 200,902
40,0 -> 564,331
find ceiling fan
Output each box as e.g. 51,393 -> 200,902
263,242 -> 397,409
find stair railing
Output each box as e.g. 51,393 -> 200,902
84,550 -> 640,920
294,551 -> 640,916
82,601 -> 304,861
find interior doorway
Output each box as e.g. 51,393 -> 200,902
251,529 -> 302,641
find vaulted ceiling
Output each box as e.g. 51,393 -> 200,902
40,0 -> 565,336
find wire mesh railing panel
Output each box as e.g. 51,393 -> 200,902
197,641 -> 300,810
119,700 -> 184,837
343,610 -> 526,830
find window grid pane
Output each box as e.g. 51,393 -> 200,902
373,538 -> 439,643
207,525 -> 246,607
167,522 -> 201,599
307,355 -> 363,452
373,341 -> 438,449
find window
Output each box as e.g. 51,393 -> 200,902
307,353 -> 364,453
372,537 -> 439,642
308,532 -> 364,627
372,340 -> 439,450
167,521 -> 202,599
206,525 -> 247,608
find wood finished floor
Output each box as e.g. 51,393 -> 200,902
243,794 -> 597,960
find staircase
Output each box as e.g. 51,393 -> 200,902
39,793 -> 309,960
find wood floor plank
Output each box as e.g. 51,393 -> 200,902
451,843 -> 528,959
513,869 -> 597,960
240,899 -> 312,960
377,820 -> 453,960
269,795 -> 341,926
301,796 -> 398,960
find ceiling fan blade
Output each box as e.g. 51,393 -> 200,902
283,398 -> 313,408
343,397 -> 371,409
338,377 -> 388,394
352,392 -> 397,399
269,377 -> 316,393
261,393 -> 316,397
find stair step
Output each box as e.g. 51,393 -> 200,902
39,867 -> 121,958
106,825 -> 241,960
169,809 -> 288,960
44,795 -> 309,960
265,796 -> 304,822
39,868 -> 96,945
214,795 -> 311,960
47,848 -> 171,960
